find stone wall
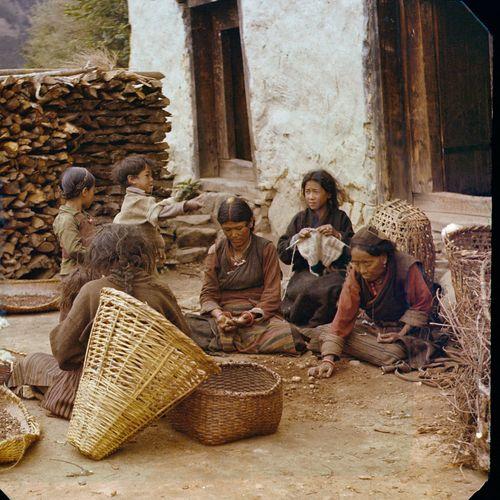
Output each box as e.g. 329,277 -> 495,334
128,0 -> 378,236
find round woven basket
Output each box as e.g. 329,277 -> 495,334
442,225 -> 491,306
0,385 -> 41,465
168,361 -> 283,445
67,287 -> 220,460
369,199 -> 435,286
0,279 -> 60,314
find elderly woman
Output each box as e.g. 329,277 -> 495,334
186,197 -> 305,354
309,226 -> 435,378
7,224 -> 190,418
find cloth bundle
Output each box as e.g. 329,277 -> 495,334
289,229 -> 346,276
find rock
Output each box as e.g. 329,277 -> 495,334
349,360 -> 360,366
254,214 -> 271,233
291,376 -> 301,382
362,204 -> 375,225
308,376 -> 315,383
177,227 -> 217,248
309,384 -> 315,389
172,214 -> 212,226
268,176 -> 302,236
197,192 -> 234,216
175,247 -> 207,263
350,201 -> 363,229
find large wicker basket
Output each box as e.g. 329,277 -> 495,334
67,287 -> 220,460
369,199 -> 435,286
0,279 -> 60,314
442,225 -> 491,306
0,385 -> 41,465
168,361 -> 283,445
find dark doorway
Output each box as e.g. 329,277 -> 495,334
190,0 -> 253,179
376,0 -> 492,198
434,1 -> 492,195
221,28 -> 252,161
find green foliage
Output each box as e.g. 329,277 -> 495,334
65,0 -> 130,67
23,0 -> 129,68
173,179 -> 202,202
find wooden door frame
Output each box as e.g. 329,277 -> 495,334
371,0 -> 492,201
369,0 -> 412,203
187,0 -> 256,179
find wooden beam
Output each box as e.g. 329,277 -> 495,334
366,0 -> 390,204
187,0 -> 219,8
0,68 -> 164,79
413,192 -> 492,217
376,0 -> 412,201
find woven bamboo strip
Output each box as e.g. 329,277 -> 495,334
168,362 -> 283,445
0,385 -> 41,465
67,287 -> 220,460
369,199 -> 436,286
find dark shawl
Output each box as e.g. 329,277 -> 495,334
277,207 -> 353,273
215,234 -> 269,291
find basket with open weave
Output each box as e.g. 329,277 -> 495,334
0,385 -> 41,465
369,199 -> 435,286
67,287 -> 220,460
168,361 -> 283,445
442,225 -> 491,308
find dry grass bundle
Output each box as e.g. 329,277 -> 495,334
436,258 -> 490,471
64,48 -> 118,70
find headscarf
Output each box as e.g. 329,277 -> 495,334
350,226 -> 391,252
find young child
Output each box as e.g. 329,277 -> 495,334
53,167 -> 96,278
112,155 -> 203,262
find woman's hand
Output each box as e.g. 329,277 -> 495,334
298,228 -> 313,239
377,324 -> 411,343
308,356 -> 335,378
317,225 -> 341,239
212,309 -> 237,332
234,311 -> 254,327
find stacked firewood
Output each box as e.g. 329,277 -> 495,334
0,68 -> 171,279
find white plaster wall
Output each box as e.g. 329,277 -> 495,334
128,0 -> 377,233
128,0 -> 197,180
239,0 -> 377,234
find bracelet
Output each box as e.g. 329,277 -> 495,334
322,358 -> 336,367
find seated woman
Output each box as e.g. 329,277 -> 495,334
186,197 -> 305,354
277,170 -> 354,327
7,224 -> 190,419
308,226 -> 435,378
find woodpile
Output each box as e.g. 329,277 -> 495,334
1,68 -> 171,279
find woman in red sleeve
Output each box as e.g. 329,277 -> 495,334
309,226 -> 435,378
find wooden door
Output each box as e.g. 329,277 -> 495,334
190,0 -> 252,178
376,0 -> 492,198
434,1 -> 492,195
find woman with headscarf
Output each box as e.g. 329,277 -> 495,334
308,226 -> 436,378
186,197 -> 305,354
277,170 -> 354,327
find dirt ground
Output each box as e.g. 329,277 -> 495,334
0,264 -> 486,499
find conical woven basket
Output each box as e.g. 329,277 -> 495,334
67,287 -> 220,460
369,199 -> 435,286
0,385 -> 41,465
442,225 -> 491,307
